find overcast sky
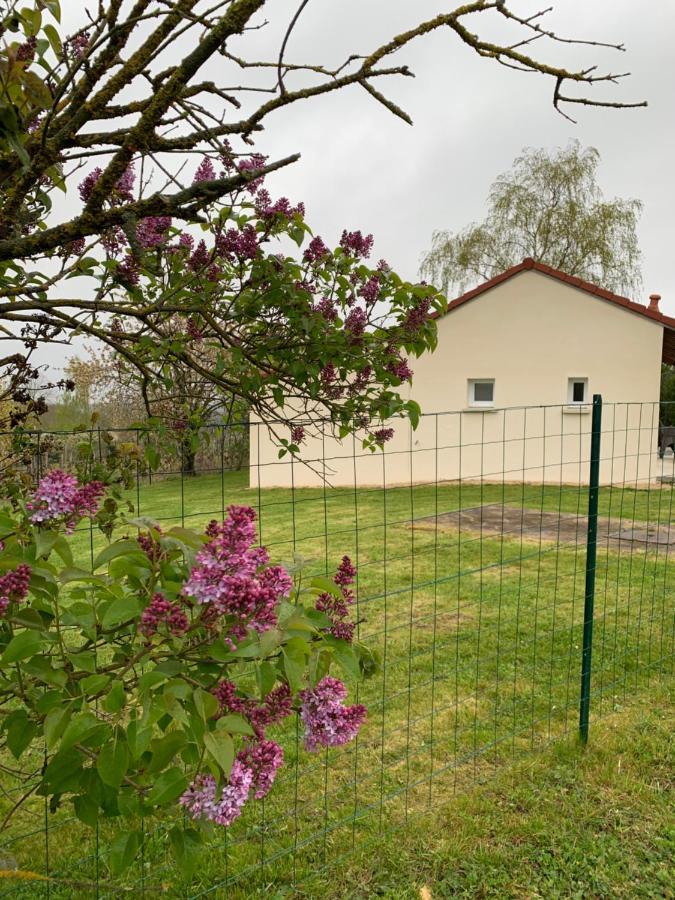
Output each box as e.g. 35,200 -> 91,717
44,1 -> 675,378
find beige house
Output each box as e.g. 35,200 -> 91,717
251,259 -> 675,488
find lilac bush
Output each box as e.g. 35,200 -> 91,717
0,472 -> 375,874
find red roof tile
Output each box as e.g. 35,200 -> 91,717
435,258 -> 675,364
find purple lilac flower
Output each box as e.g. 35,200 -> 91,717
303,236 -> 329,264
237,740 -> 284,799
373,427 -> 395,445
116,163 -> 136,202
314,297 -> 337,322
212,681 -> 293,738
237,153 -> 268,193
0,564 -> 32,617
178,233 -> 194,251
316,556 -> 357,642
193,157 -> 216,184
344,307 -> 367,340
339,230 -> 374,259
27,470 -> 105,534
291,426 -> 305,445
183,506 -> 292,644
299,677 -> 366,751
140,592 -> 188,637
16,37 -> 37,63
360,276 -> 380,305
136,216 -> 171,248
186,318 -> 203,341
101,226 -> 127,256
137,526 -> 164,562
78,168 -> 102,202
256,192 -> 305,220
387,355 -> 413,382
118,253 -> 140,286
403,298 -> 431,334
215,225 -> 258,261
180,761 -> 253,827
66,32 -> 90,59
189,240 -> 210,271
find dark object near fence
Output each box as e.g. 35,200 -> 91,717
658,425 -> 675,458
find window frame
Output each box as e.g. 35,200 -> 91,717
567,377 -> 589,405
468,378 -> 496,408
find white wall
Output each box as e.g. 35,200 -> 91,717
252,271 -> 664,488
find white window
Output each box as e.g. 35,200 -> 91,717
468,379 -> 495,408
568,377 -> 588,404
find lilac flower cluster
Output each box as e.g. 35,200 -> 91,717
291,426 -> 305,445
314,297 -> 337,322
180,762 -> 253,827
0,564 -> 32,617
215,225 -> 259,261
78,163 -> 135,204
237,739 -> 284,799
344,307 -> 367,340
237,153 -> 267,193
192,157 -> 216,184
212,680 -> 293,738
387,354 -> 414,382
137,526 -> 165,563
255,190 -> 305,221
339,230 -> 374,259
316,555 -> 357,642
303,236 -> 329,264
140,592 -> 189,637
299,676 -> 367,751
27,470 -> 105,534
359,276 -> 381,305
65,32 -> 90,59
136,216 -> 171,249
16,37 -> 37,63
373,427 -> 395,445
183,506 -> 292,645
403,297 -> 431,334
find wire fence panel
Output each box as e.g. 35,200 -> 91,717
0,399 -> 673,897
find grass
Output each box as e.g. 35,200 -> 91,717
0,469 -> 673,898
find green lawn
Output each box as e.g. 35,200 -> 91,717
1,471 -> 673,898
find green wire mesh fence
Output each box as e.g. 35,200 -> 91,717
0,398 -> 673,897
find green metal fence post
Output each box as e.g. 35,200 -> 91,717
579,393 -> 603,743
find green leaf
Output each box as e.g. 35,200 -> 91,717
256,661 -> 277,698
93,540 -> 146,570
42,22 -> 62,55
52,536 -> 73,566
169,826 -> 202,879
34,529 -> 59,559
148,731 -> 186,773
11,607 -> 46,630
97,738 -> 129,788
194,688 -> 219,721
73,794 -> 98,827
1,628 -> 43,664
102,681 -> 126,714
81,674 -> 111,695
217,714 -> 254,736
108,830 -> 141,876
328,638 -> 361,682
43,706 -> 71,749
146,767 -> 187,807
101,594 -> 142,628
60,711 -> 100,752
58,567 -> 106,585
6,711 -> 37,759
204,730 -> 234,778
127,720 -> 152,760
